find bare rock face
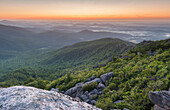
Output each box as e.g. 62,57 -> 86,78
149,90 -> 170,110
0,86 -> 101,110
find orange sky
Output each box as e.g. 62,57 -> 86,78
0,0 -> 170,20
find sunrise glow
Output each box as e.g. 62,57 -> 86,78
0,0 -> 170,20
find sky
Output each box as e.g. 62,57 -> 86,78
0,0 -> 170,20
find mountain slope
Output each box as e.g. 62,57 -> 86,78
40,38 -> 134,72
0,38 -> 134,86
44,38 -> 170,110
0,37 -> 169,110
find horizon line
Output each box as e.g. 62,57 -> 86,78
1,16 -> 170,21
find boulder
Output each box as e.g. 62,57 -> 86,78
83,78 -> 101,86
98,91 -> 103,95
91,100 -> 97,105
149,90 -> 170,110
84,91 -> 88,95
0,86 -> 101,110
61,90 -> 65,94
88,94 -> 94,100
153,105 -> 166,110
89,89 -> 98,95
123,108 -> 130,110
114,100 -> 124,104
86,76 -> 96,82
100,72 -> 114,84
97,82 -> 106,90
50,88 -> 59,92
81,95 -> 88,101
65,84 -> 83,97
76,89 -> 84,98
75,82 -> 84,86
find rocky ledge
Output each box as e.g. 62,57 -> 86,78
63,72 -> 114,105
149,89 -> 170,110
0,86 -> 101,110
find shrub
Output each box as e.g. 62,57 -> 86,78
108,83 -> 116,90
82,81 -> 98,92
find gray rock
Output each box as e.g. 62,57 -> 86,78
97,82 -> 106,90
84,78 -> 101,86
114,100 -> 124,104
0,86 -> 101,110
100,72 -> 114,84
149,90 -> 170,110
75,82 -> 84,87
99,91 -> 103,95
81,95 -> 88,101
50,88 -> 59,92
88,94 -> 94,100
86,76 -> 96,82
84,91 -> 88,95
76,89 -> 84,98
154,104 -> 166,110
91,100 -> 97,105
65,84 -> 83,97
89,89 -> 98,95
123,108 -> 130,110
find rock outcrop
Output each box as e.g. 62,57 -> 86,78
100,72 -> 114,84
64,72 -> 114,105
149,90 -> 170,110
0,86 -> 101,110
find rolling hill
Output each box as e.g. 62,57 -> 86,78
41,38 -> 134,66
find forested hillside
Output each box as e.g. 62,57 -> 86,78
0,38 -> 133,86
40,38 -> 134,72
36,38 -> 169,110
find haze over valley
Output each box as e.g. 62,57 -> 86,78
1,20 -> 170,44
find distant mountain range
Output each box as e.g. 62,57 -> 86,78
0,24 -> 134,52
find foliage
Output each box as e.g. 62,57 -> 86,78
46,38 -> 169,110
82,81 -> 98,92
